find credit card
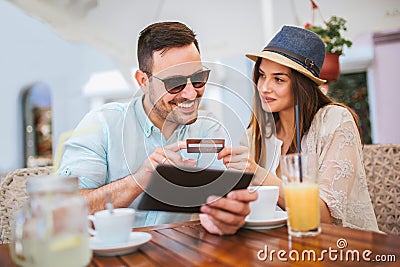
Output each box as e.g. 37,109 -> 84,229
186,139 -> 225,153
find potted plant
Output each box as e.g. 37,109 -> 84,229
305,16 -> 352,82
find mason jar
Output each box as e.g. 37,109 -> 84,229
10,175 -> 92,267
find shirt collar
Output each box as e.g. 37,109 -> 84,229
133,96 -> 188,139
133,96 -> 155,137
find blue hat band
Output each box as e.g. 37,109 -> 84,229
263,46 -> 320,77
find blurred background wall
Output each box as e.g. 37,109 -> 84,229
1,0 -> 399,173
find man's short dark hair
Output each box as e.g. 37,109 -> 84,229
137,21 -> 200,73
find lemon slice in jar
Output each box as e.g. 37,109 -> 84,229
50,236 -> 82,251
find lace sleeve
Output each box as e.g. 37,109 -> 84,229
310,106 -> 379,231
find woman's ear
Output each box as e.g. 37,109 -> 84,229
135,70 -> 149,93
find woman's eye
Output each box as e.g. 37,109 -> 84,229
259,72 -> 265,78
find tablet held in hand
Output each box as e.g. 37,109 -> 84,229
137,165 -> 253,213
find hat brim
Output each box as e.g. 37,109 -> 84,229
246,51 -> 326,85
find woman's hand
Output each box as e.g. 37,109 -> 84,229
218,146 -> 259,173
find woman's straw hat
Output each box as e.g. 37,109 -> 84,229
246,25 -> 327,85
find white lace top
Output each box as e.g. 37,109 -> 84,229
246,105 -> 379,231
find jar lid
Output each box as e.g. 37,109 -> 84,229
27,175 -> 79,194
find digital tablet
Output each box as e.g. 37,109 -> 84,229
137,165 -> 254,213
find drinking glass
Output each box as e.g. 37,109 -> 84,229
280,153 -> 321,237
10,175 -> 92,267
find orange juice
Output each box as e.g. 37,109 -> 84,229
284,182 -> 320,232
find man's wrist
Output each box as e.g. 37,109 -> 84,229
126,171 -> 148,193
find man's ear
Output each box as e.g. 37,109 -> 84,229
135,70 -> 149,93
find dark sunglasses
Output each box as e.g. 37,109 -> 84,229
145,68 -> 210,94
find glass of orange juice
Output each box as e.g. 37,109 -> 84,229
280,153 -> 321,237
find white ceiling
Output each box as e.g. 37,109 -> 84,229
7,0 -> 400,77
7,0 -> 267,75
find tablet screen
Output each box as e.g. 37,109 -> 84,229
137,165 -> 254,213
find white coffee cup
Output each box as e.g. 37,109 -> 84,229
88,208 -> 135,245
248,186 -> 279,220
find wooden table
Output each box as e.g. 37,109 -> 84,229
1,221 -> 399,266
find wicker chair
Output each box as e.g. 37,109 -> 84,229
0,166 -> 53,244
363,144 -> 400,235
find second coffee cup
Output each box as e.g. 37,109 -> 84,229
248,186 -> 279,220
88,208 -> 135,245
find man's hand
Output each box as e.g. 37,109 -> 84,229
133,141 -> 196,187
199,188 -> 258,235
82,141 -> 196,214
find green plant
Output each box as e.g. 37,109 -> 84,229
305,16 -> 352,55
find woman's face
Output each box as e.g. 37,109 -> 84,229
256,58 -> 294,113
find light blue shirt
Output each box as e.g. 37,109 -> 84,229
59,95 -> 227,227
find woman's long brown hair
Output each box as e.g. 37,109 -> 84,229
248,58 -> 361,164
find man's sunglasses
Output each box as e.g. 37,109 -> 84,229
145,68 -> 211,94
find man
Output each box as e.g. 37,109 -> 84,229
59,21 -> 256,235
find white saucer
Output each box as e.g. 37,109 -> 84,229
244,211 -> 288,230
90,232 -> 152,256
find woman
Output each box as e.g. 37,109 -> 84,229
219,25 -> 379,231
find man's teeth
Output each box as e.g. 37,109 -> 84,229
177,102 -> 194,108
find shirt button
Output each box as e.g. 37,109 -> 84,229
62,168 -> 71,176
